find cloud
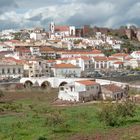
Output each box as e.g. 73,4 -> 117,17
0,0 -> 140,29
0,0 -> 18,15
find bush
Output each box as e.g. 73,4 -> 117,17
45,112 -> 63,127
97,100 -> 136,127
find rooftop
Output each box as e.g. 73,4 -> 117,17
76,80 -> 98,86
53,63 -> 80,69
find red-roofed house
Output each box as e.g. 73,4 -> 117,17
56,56 -> 94,72
93,56 -> 108,69
58,80 -> 101,102
113,61 -> 124,69
51,63 -> 81,77
40,46 -> 56,59
102,84 -> 126,100
0,57 -> 24,78
111,53 -> 129,61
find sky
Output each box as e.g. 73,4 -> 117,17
0,0 -> 140,30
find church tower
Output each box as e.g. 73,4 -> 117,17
49,22 -> 55,39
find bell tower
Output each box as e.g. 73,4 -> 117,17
50,22 -> 55,34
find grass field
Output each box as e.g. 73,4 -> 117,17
0,89 -> 140,140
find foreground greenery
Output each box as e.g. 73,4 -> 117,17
98,101 -> 136,127
0,92 -> 140,140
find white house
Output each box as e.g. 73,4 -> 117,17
58,80 -> 101,102
56,56 -> 94,72
0,58 -> 24,78
131,51 -> 140,60
51,63 -> 81,77
0,43 -> 13,52
30,32 -> 43,41
126,59 -> 140,68
113,61 -> 124,69
30,46 -> 40,56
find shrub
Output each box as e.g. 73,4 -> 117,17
97,100 -> 136,127
45,112 -> 63,127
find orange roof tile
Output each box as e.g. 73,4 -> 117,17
114,61 -> 124,65
62,50 -> 103,55
103,84 -> 123,93
55,26 -> 69,32
40,47 -> 55,52
108,57 -> 119,61
94,56 -> 107,61
47,60 -> 56,63
53,63 -> 80,69
112,53 -> 128,57
76,80 -> 98,86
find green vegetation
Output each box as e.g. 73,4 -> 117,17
73,39 -> 82,44
98,100 -> 136,127
0,91 -> 140,140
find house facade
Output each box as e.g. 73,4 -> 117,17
52,63 -> 81,77
102,84 -> 127,100
58,80 -> 101,102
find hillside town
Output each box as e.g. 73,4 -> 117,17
0,22 -> 140,102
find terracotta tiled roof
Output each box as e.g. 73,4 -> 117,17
58,56 -> 91,61
103,84 -> 123,93
40,47 -> 55,52
114,61 -> 124,65
62,50 -> 103,55
108,57 -> 119,61
1,57 -> 26,65
76,80 -> 98,86
80,56 -> 91,60
94,56 -> 107,61
16,48 -> 31,53
5,40 -> 21,43
47,60 -> 56,63
53,63 -> 80,69
55,26 -> 69,32
112,53 -> 128,57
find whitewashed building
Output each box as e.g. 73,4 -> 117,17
52,63 -> 81,77
0,62 -> 23,78
131,51 -> 140,60
58,80 -> 101,102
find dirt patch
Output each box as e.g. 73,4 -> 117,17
0,88 -> 58,102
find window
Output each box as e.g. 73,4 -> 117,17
86,87 -> 89,91
2,69 -> 5,74
7,68 -> 10,74
39,62 -> 41,65
18,68 -> 21,74
60,87 -> 64,91
13,68 -> 15,74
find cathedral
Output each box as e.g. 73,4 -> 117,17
49,22 -> 76,39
